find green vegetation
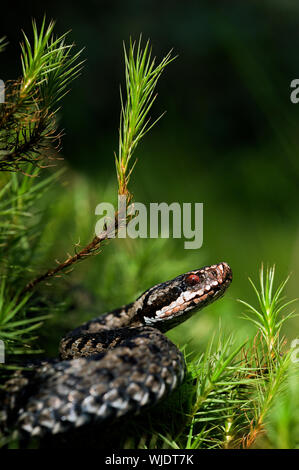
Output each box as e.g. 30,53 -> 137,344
0,18 -> 298,449
109,266 -> 297,450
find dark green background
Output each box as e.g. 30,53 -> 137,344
1,0 -> 299,350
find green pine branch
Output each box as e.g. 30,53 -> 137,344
0,17 -> 84,366
116,36 -> 175,196
0,17 -> 84,172
20,36 -> 174,295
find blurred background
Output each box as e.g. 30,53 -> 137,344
1,0 -> 299,354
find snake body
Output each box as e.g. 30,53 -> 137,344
0,262 -> 232,437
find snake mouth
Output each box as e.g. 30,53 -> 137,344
142,262 -> 232,328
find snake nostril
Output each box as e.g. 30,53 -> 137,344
219,262 -> 232,281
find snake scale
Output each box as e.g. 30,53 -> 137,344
0,262 -> 232,438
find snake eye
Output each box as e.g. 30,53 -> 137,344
186,274 -> 200,285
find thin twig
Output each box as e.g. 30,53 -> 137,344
20,212 -> 124,296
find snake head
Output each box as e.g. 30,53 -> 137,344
138,262 -> 232,331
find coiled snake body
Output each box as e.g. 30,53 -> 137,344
1,262 -> 232,437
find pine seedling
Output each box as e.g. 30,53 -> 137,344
238,265 -> 297,354
0,18 -> 83,368
263,364 -> 299,449
116,37 -> 175,196
238,265 -> 297,447
0,279 -> 48,359
20,18 -> 84,111
21,36 -> 175,294
0,18 -> 83,172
